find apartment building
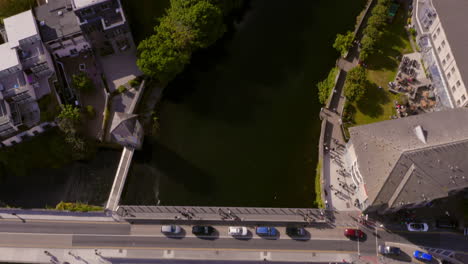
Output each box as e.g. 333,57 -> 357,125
72,0 -> 131,55
0,10 -> 54,138
35,0 -> 91,59
415,0 -> 468,108
343,108 -> 468,214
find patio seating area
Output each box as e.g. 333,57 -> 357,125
387,52 -> 437,117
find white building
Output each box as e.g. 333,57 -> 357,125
414,0 -> 468,108
0,10 -> 55,138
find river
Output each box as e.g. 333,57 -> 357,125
121,0 -> 366,208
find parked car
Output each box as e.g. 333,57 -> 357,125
378,245 -> 401,255
192,225 -> 215,236
161,225 -> 181,234
286,227 -> 306,237
256,226 -> 278,237
413,250 -> 433,261
407,223 -> 429,232
228,226 -> 248,236
436,219 -> 458,229
344,228 -> 364,239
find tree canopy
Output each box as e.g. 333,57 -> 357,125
317,67 -> 339,105
359,0 -> 392,61
137,0 -> 229,83
72,73 -> 95,94
344,66 -> 367,102
333,31 -> 354,57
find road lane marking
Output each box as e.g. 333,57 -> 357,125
386,241 -> 468,255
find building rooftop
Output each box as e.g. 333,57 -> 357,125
432,0 -> 468,88
349,108 -> 468,209
0,43 -> 19,72
34,0 -> 81,43
110,112 -> 143,149
72,0 -> 107,9
3,10 -> 39,48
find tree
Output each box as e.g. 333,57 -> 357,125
344,66 -> 367,101
72,73 -> 95,94
136,0 -> 227,82
57,105 -> 81,135
317,67 -> 338,105
333,31 -> 354,57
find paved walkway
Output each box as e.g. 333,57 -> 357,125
106,147 -> 135,211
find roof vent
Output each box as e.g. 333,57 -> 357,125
40,21 -> 46,26
58,11 -> 63,16
414,125 -> 426,144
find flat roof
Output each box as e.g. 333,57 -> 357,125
72,0 -> 107,9
3,10 -> 39,48
0,43 -> 19,71
34,0 -> 82,42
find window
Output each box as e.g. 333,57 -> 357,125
446,53 -> 451,60
437,27 -> 441,34
457,100 -> 461,105
457,80 -> 461,87
452,86 -> 456,92
442,40 -> 446,48
463,95 -> 467,101
442,59 -> 446,66
451,67 -> 455,73
447,72 -> 451,79
433,33 -> 437,39
438,46 -> 442,53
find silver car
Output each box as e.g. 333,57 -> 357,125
406,223 -> 428,232
161,225 -> 181,234
228,226 -> 248,236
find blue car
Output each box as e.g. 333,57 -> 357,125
413,250 -> 432,261
256,226 -> 278,237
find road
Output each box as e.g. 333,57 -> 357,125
0,218 -> 466,263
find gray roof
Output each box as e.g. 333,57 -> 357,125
34,0 -> 81,43
432,0 -> 468,87
349,108 -> 468,209
110,112 -> 143,149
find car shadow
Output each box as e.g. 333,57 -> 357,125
163,228 -> 186,239
382,250 -> 412,263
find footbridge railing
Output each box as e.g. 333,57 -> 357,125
117,205 -> 335,224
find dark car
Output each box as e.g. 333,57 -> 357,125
286,227 -> 306,237
436,219 -> 458,229
378,245 -> 401,255
344,228 -> 364,239
256,226 -> 278,237
192,225 -> 215,236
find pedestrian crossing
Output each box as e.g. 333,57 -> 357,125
424,247 -> 455,258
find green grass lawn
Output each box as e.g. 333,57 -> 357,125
351,5 -> 413,126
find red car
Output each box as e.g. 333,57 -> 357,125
344,228 -> 364,239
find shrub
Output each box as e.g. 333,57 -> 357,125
72,73 -> 95,94
129,78 -> 141,89
85,105 -> 96,119
55,202 -> 102,212
117,85 -> 126,94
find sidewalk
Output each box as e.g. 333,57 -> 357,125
0,209 -> 115,222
